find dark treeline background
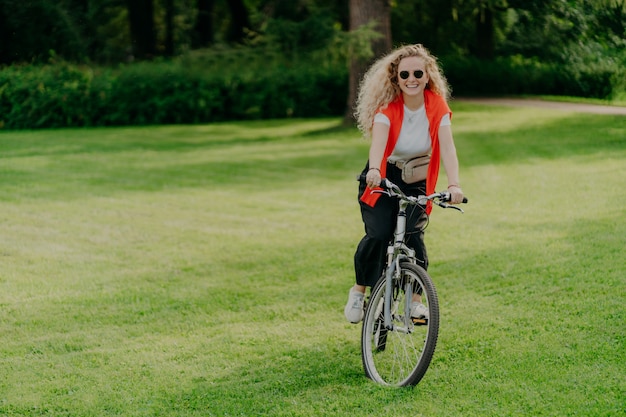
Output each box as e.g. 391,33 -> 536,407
0,0 -> 624,129
2,0 -> 625,67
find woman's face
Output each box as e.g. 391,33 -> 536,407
397,56 -> 429,98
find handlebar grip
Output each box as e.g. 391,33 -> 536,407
442,192 -> 469,203
356,174 -> 391,190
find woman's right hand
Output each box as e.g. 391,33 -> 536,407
366,168 -> 382,188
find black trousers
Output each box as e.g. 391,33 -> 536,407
354,163 -> 429,288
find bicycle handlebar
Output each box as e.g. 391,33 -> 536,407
376,178 -> 468,212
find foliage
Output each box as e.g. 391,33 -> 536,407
0,56 -> 348,129
521,1 -> 619,61
442,55 -> 621,99
0,20 -> 384,130
260,4 -> 338,56
391,0 -> 626,99
2,45 -> 625,129
0,63 -> 98,128
1,0 -> 623,67
0,0 -> 89,64
0,108 -> 624,415
1,0 -> 625,129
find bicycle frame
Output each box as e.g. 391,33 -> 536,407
382,196 -> 416,331
375,179 -> 465,332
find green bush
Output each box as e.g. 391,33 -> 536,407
442,55 -> 619,99
97,63 -> 229,126
0,64 -> 101,128
0,59 -> 348,129
0,51 -> 622,130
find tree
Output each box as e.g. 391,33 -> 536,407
474,3 -> 494,59
227,0 -> 251,43
0,0 -> 87,64
193,0 -> 214,47
344,0 -> 392,124
127,0 -> 156,59
164,0 -> 175,56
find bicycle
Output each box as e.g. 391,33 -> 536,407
360,178 -> 467,386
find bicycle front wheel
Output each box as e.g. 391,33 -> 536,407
361,262 -> 440,386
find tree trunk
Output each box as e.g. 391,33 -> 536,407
0,3 -> 9,65
475,6 -> 494,59
164,0 -> 175,56
193,0 -> 214,47
227,0 -> 251,43
344,0 -> 392,125
127,0 -> 156,60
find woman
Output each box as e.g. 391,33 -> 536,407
345,44 -> 465,323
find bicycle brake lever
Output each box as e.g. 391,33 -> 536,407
437,201 -> 465,213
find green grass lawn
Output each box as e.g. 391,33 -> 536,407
0,105 -> 624,416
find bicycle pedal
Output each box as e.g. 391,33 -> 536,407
412,317 -> 428,325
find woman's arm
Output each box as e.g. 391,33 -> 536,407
365,122 -> 390,188
438,124 -> 465,204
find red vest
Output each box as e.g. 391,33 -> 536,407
360,89 -> 452,214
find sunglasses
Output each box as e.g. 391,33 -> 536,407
399,70 -> 424,80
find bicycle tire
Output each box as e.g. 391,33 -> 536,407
361,262 -> 440,386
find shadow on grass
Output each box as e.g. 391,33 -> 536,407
0,119 -> 347,157
2,110 -> 622,162
162,343 -> 372,415
1,110 -> 624,202
301,123 -> 357,137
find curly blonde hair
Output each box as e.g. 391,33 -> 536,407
354,44 -> 450,138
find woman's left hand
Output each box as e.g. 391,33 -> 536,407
447,185 -> 464,204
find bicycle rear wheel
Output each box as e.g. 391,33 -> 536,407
361,262 -> 439,386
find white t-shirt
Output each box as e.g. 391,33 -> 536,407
374,104 -> 451,162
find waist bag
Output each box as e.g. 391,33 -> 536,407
399,154 -> 430,184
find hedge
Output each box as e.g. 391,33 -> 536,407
0,61 -> 349,129
441,55 -> 619,99
0,56 -> 621,129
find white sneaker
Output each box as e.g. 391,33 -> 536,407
411,301 -> 429,319
344,288 -> 365,323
